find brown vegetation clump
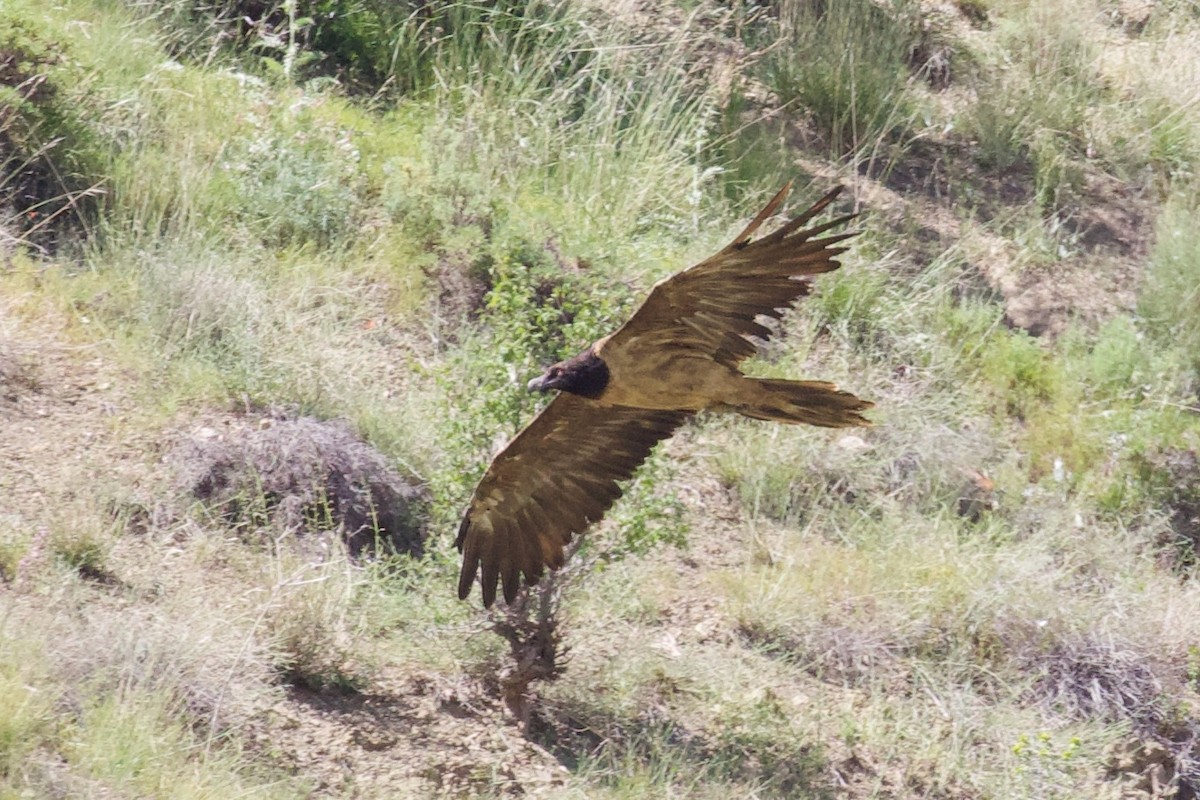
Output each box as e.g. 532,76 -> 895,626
173,413 -> 428,557
0,339 -> 40,407
1020,631 -> 1200,794
490,583 -> 568,725
1024,637 -> 1163,725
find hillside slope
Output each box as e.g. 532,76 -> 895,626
3,0 -> 1200,797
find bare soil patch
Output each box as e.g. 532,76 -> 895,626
0,296 -> 144,530
246,670 -> 569,798
799,148 -> 1157,337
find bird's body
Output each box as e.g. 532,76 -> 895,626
457,184 -> 874,607
592,336 -> 726,410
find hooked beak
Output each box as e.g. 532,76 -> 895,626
527,374 -> 550,392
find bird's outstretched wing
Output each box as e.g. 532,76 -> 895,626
456,393 -> 687,607
605,184 -> 856,365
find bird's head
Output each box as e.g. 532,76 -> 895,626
527,347 -> 609,399
527,363 -> 567,393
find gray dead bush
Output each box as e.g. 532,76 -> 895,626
1024,635 -> 1163,725
173,413 -> 428,557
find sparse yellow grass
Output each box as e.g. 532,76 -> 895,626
0,634 -> 53,781
64,688 -> 298,799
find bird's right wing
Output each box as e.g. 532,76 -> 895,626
456,392 -> 688,608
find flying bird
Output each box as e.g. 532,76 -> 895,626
456,183 -> 873,607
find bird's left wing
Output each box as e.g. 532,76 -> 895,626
604,184 -> 857,366
456,392 -> 687,607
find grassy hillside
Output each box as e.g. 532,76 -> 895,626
2,0 -> 1199,797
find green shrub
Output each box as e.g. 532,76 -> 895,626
1140,190 -> 1200,371
227,109 -> 365,248
982,330 -> 1062,419
597,451 -> 688,562
381,147 -> 499,247
1074,318 -> 1145,399
0,7 -> 106,249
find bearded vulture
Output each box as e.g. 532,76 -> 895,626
456,184 -> 873,607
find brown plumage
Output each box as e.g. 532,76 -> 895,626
456,183 -> 873,607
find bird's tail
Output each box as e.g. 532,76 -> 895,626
732,378 -> 873,428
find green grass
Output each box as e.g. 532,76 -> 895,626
0,639 -> 53,782
753,0 -> 926,160
1140,188 -> 1200,369
958,0 -> 1107,205
65,689 -> 299,799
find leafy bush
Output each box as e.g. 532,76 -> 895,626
133,1 -> 587,96
1073,317 -> 1145,400
226,109 -> 365,247
0,8 -> 106,250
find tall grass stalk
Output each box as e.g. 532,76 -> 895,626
411,3 -> 722,243
757,0 -> 924,161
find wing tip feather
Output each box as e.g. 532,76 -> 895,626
454,514 -> 470,550
728,181 -> 794,250
457,550 -> 479,602
481,557 -> 500,609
